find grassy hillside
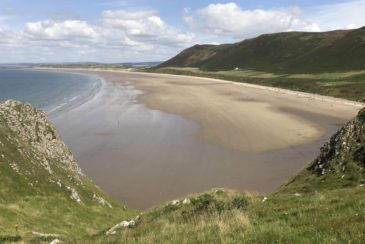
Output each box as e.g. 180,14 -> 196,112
90,187 -> 365,243
152,67 -> 365,102
153,27 -> 365,102
88,108 -> 365,243
159,27 -> 365,73
0,101 -> 135,242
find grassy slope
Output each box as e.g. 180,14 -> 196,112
159,27 -> 365,73
89,108 -> 365,243
150,67 -> 365,102
91,187 -> 365,243
0,101 -> 135,242
154,27 -> 365,102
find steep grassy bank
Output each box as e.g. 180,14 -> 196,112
0,101 -> 135,242
90,108 -> 365,243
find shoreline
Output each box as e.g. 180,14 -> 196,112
0,68 -> 105,119
30,67 -> 362,208
33,67 -> 363,153
49,73 -> 105,119
32,67 -> 365,109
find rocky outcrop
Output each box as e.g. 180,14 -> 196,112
309,108 -> 365,175
106,216 -> 140,235
0,100 -> 82,179
0,100 -> 112,207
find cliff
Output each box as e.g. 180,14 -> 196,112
310,108 -> 365,175
0,100 -> 134,242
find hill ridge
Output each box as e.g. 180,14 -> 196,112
159,26 -> 365,73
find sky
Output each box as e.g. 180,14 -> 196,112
0,0 -> 365,63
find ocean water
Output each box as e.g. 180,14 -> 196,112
0,68 -> 102,116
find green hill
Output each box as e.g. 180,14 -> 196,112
1,101 -> 365,243
0,100 -> 135,242
159,27 -> 365,73
153,27 -> 365,102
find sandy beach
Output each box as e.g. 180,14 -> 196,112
46,68 -> 362,209
80,70 -> 361,152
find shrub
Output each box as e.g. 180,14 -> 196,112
163,203 -> 179,214
191,194 -> 215,212
231,195 -> 249,210
0,235 -> 21,242
354,146 -> 365,166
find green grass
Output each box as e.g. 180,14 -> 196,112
0,195 -> 133,238
149,67 -> 365,102
159,27 -> 365,73
83,184 -> 365,243
0,102 -> 136,242
1,100 -> 364,242
154,27 -> 365,102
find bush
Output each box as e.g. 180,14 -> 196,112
0,235 -> 21,242
231,195 -> 249,210
191,194 -> 215,212
354,146 -> 365,165
346,162 -> 362,183
163,203 -> 179,214
190,193 -> 249,213
190,194 -> 226,213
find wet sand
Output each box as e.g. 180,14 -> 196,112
117,72 -> 362,153
50,69 -> 362,209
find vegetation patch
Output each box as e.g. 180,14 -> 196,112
150,67 -> 365,102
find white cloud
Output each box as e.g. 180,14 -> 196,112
25,20 -> 97,40
101,9 -> 194,47
307,0 -> 365,30
183,1 -> 365,42
1,1 -> 365,63
345,24 -> 360,30
0,9 -> 195,62
183,2 -> 320,41
102,9 -> 157,20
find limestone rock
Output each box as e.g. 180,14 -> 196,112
309,108 -> 365,175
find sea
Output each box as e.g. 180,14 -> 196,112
0,68 -> 102,117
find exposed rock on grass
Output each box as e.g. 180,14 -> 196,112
106,216 -> 140,235
310,108 -> 365,178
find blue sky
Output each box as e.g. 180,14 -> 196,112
0,0 -> 364,62
0,0 -> 350,27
